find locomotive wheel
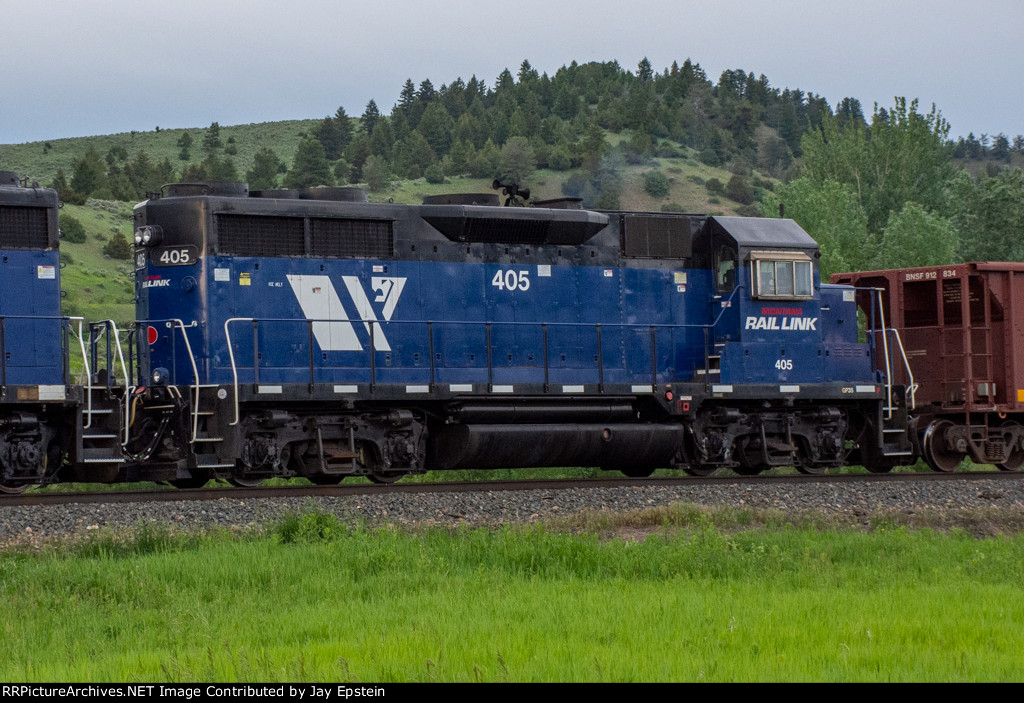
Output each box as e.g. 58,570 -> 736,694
735,442 -> 767,475
863,462 -> 895,474
0,481 -> 30,494
227,478 -> 265,488
995,422 -> 1024,471
308,475 -> 344,485
922,420 -> 964,473
795,464 -> 827,475
367,472 -> 404,484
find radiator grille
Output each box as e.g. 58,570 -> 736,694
0,206 -> 49,249
310,218 -> 394,259
216,215 -> 304,256
622,215 -> 691,258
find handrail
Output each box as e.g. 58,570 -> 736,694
224,317 -> 253,427
91,320 -> 134,444
875,289 -> 895,419
173,319 -> 201,443
847,287 -> 918,418
135,319 -> 201,441
70,318 -> 93,428
887,327 -> 918,410
220,291 -> 748,408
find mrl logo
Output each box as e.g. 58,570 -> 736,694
287,274 -> 406,352
745,316 -> 818,331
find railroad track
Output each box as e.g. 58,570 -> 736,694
1,470 -> 1021,507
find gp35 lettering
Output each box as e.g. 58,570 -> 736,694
150,245 -> 199,267
491,270 -> 531,291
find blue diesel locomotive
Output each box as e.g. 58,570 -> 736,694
0,173 -> 124,492
113,182 -> 914,486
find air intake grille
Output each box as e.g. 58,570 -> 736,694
0,206 -> 49,249
310,218 -> 394,259
216,215 -> 304,256
622,215 -> 691,259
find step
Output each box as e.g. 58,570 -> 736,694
192,437 -> 224,443
84,408 -> 115,415
196,463 -> 234,469
82,447 -> 124,463
83,433 -> 119,440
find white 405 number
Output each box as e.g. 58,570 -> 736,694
159,248 -> 192,265
491,270 -> 531,292
775,359 -> 793,371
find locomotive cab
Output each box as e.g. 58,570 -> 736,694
696,216 -> 872,386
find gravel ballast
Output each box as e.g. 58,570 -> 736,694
2,477 -> 1024,544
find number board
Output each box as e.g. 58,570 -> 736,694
150,246 -> 199,267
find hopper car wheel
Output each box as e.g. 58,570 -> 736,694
922,420 -> 963,473
308,475 -> 344,485
368,472 -> 404,484
0,481 -> 30,494
227,478 -> 265,487
864,463 -> 895,474
997,422 -> 1024,471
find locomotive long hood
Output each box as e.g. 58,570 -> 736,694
420,205 -> 609,245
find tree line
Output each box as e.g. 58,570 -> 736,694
46,57 -> 1024,272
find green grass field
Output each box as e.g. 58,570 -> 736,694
1,510 -> 1022,682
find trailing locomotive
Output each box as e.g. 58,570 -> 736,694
0,173 -> 124,492
112,181 -> 914,487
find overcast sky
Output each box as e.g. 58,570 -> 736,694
1,0 -> 1020,144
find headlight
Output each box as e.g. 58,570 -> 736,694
135,225 -> 163,246
151,367 -> 169,385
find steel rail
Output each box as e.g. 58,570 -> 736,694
1,470 -> 1022,507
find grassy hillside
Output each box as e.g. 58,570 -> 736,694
58,201 -> 135,326
0,120 -> 319,188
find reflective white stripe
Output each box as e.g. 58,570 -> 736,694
712,385 -> 733,393
631,385 -> 654,393
286,275 -> 362,351
562,385 -> 585,393
258,385 -> 283,394
780,385 -> 801,393
38,385 -> 66,400
333,385 -> 358,394
448,384 -> 473,392
406,385 -> 430,394
856,385 -> 876,393
491,385 -> 515,393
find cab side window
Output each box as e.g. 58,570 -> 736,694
715,246 -> 737,294
752,254 -> 814,300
